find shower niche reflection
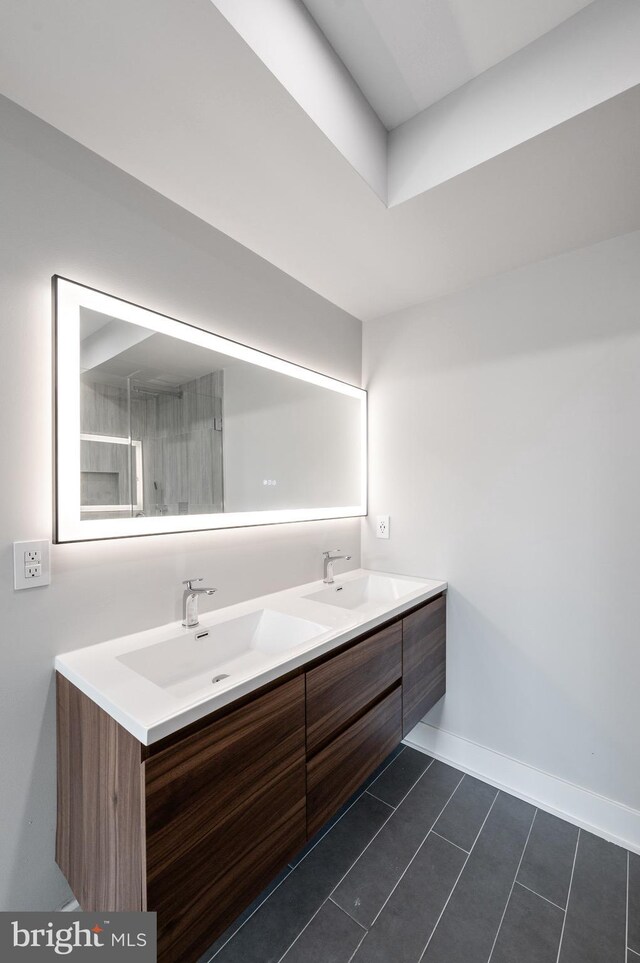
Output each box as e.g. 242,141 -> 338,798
80,321 -> 225,521
80,435 -> 144,515
54,277 -> 367,542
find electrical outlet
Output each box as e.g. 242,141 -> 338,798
14,540 -> 51,590
376,514 -> 390,539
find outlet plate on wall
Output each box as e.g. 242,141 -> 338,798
376,515 -> 390,539
13,540 -> 51,590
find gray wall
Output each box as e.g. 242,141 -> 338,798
363,230 -> 640,816
0,96 -> 361,910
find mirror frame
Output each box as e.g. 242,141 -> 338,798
53,276 -> 367,543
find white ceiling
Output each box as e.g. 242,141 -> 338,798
301,0 -> 595,129
0,0 -> 638,322
80,311 -> 242,383
88,334 -> 236,387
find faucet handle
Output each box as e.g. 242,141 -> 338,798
183,578 -> 203,590
322,549 -> 341,558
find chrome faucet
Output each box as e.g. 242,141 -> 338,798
182,578 -> 216,627
322,549 -> 352,584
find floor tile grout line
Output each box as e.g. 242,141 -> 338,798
274,893 -> 369,963
363,793 -> 395,814
363,745 -> 407,798
629,949 -> 640,958
205,866 -> 294,961
365,788 -> 397,808
328,895 -> 369,932
486,808 -> 538,963
365,772 -> 466,931
430,829 -> 470,855
348,927 -> 369,963
373,755 -> 435,812
273,897 -> 329,963
417,790 -> 501,962
515,880 -> 566,913
365,745 -> 433,809
555,827 -> 580,963
466,788 -> 500,852
328,758 -> 436,904
627,851 -> 630,963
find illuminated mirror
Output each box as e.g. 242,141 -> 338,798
53,277 -> 367,542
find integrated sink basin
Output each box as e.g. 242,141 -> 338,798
305,574 -> 427,611
117,608 -> 328,699
55,568 -> 447,743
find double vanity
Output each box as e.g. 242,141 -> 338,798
55,568 -> 447,963
51,278 -> 446,960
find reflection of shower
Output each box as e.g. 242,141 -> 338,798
153,480 -> 168,516
121,369 -> 224,517
127,376 -> 182,517
130,383 -> 183,400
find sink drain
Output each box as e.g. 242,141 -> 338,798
212,674 -> 230,684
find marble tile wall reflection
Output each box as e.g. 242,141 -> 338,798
80,370 -> 224,519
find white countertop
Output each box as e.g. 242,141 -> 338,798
55,568 -> 447,745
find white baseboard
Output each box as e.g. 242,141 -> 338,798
404,721 -> 640,855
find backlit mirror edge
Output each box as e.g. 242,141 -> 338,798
52,276 -> 368,543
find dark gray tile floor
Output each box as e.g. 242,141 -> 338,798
199,747 -> 639,963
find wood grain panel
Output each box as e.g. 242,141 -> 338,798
55,673 -> 144,911
144,675 -> 305,867
144,675 -> 306,962
307,686 -> 402,838
306,622 -> 402,755
150,763 -> 305,963
402,594 -> 446,736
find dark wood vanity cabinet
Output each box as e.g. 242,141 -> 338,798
144,675 -> 306,962
307,687 -> 402,836
305,621 -> 403,836
304,592 -> 446,835
57,673 -> 306,963
402,593 -> 447,736
56,591 -> 446,963
306,621 -> 402,754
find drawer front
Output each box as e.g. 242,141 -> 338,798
306,686 -> 402,838
149,761 -> 305,963
306,621 -> 402,755
144,675 -> 304,856
402,595 -> 446,736
144,675 -> 306,963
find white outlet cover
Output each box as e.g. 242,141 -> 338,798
14,539 -> 51,590
376,514 -> 390,539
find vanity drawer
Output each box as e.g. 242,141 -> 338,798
402,594 -> 446,736
306,685 -> 402,837
306,621 -> 402,755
